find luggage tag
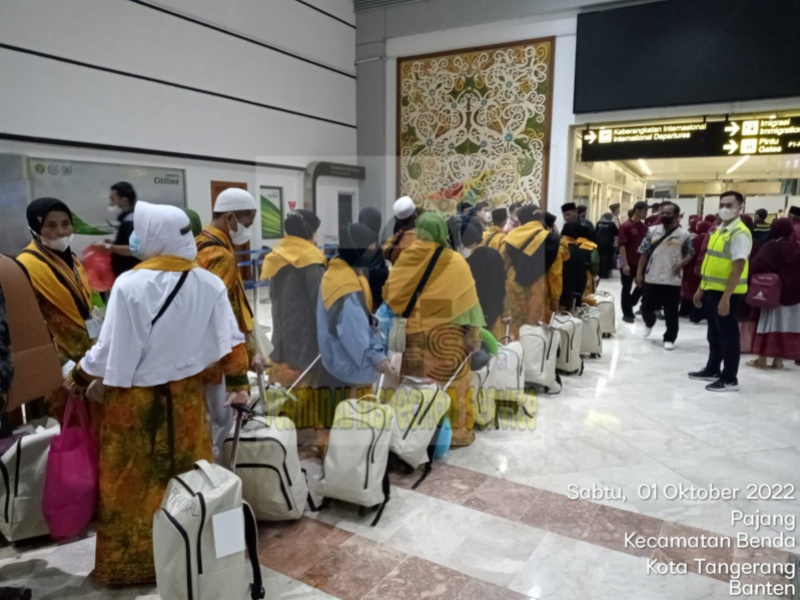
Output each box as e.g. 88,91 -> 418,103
85,317 -> 103,340
212,508 -> 246,559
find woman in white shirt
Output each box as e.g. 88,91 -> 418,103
66,202 -> 249,586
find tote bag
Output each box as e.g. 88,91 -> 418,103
42,395 -> 99,540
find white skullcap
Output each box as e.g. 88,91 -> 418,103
393,196 -> 416,220
214,188 -> 257,213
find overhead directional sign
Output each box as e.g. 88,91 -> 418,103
580,116 -> 800,161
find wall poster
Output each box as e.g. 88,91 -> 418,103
397,37 -> 554,212
260,186 -> 284,239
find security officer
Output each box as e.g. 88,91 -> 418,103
690,191 -> 752,393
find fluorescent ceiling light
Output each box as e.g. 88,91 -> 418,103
637,159 -> 652,176
726,155 -> 751,174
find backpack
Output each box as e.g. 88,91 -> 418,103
315,399 -> 395,526
221,416 -> 310,521
483,339 -> 529,415
551,313 -> 584,375
576,305 -> 603,358
519,324 -> 561,394
153,460 -> 265,600
387,381 -> 451,475
590,290 -> 616,337
0,418 -> 60,542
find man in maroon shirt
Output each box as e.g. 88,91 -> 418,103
645,202 -> 662,226
618,201 -> 650,323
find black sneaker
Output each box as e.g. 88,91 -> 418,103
688,369 -> 721,381
706,379 -> 740,393
622,315 -> 635,324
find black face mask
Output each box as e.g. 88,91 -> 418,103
661,217 -> 675,227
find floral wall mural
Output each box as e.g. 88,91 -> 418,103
397,38 -> 554,213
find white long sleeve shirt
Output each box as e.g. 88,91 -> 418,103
81,267 -> 244,388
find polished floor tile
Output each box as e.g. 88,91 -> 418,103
362,556 -> 472,600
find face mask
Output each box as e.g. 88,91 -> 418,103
230,221 -> 252,245
483,212 -> 492,223
129,231 -> 144,259
42,234 -> 73,253
108,205 -> 122,218
459,246 -> 473,259
660,216 -> 675,227
718,207 -> 739,221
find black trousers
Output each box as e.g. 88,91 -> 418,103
598,245 -> 615,279
620,272 -> 643,318
641,284 -> 681,343
703,290 -> 742,382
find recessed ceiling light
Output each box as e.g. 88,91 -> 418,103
637,159 -> 652,176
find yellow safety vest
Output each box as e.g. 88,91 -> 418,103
700,220 -> 751,294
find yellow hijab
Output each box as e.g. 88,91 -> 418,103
321,258 -> 372,312
383,239 -> 479,333
260,236 -> 326,280
18,241 -> 92,328
504,220 -> 549,257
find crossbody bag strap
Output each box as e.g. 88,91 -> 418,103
486,232 -> 499,247
645,226 -> 680,256
402,246 -> 444,319
151,270 -> 190,326
242,502 -> 266,599
518,229 -> 547,254
21,249 -> 92,321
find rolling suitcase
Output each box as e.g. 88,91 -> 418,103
551,312 -> 584,375
519,323 -> 561,394
484,327 -> 529,421
590,290 -> 616,337
576,304 -> 603,358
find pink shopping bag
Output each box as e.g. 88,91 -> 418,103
43,395 -> 99,540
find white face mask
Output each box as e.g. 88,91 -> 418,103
718,206 -> 739,221
483,212 -> 492,223
42,234 -> 73,252
230,221 -> 252,245
459,246 -> 472,258
108,205 -> 122,217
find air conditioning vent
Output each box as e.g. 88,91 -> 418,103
354,0 -> 422,12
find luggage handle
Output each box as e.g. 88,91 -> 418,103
266,354 -> 323,406
444,352 -> 474,391
195,459 -> 223,488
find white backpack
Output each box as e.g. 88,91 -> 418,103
483,339 -> 528,411
551,313 -> 584,375
471,364 -> 496,430
154,460 -> 264,600
591,290 -> 616,336
519,324 -> 561,394
0,418 -> 60,542
221,416 -> 309,521
388,380 -> 451,472
577,305 -> 603,358
315,399 -> 395,525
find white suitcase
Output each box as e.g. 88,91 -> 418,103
591,290 -> 616,337
154,460 -> 264,600
315,399 -> 395,525
0,418 -> 60,542
222,415 -> 309,521
577,305 -> 603,358
519,324 -> 561,394
388,381 -> 451,470
551,312 -> 584,375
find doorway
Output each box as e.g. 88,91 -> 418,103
338,192 -> 355,229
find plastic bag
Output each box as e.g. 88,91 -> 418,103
42,395 -> 98,540
376,303 -> 394,345
82,247 -> 115,292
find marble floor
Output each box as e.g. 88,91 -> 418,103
2,279 -> 798,599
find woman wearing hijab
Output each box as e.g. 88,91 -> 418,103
462,220 -> 507,340
17,197 -> 96,421
260,209 -> 326,429
503,205 -> 563,338
317,224 -> 390,426
383,213 -> 484,447
384,196 -> 419,265
359,207 -> 390,311
747,218 -> 800,370
560,220 -> 591,310
64,202 -> 249,585
595,212 -> 619,279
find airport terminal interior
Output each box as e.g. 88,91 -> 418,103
1,1 -> 799,599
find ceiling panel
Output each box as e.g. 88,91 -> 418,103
354,0 -> 420,11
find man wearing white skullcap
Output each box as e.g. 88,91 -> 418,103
196,188 -> 262,459
384,196 -> 420,264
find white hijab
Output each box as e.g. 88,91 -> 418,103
134,201 -> 197,261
